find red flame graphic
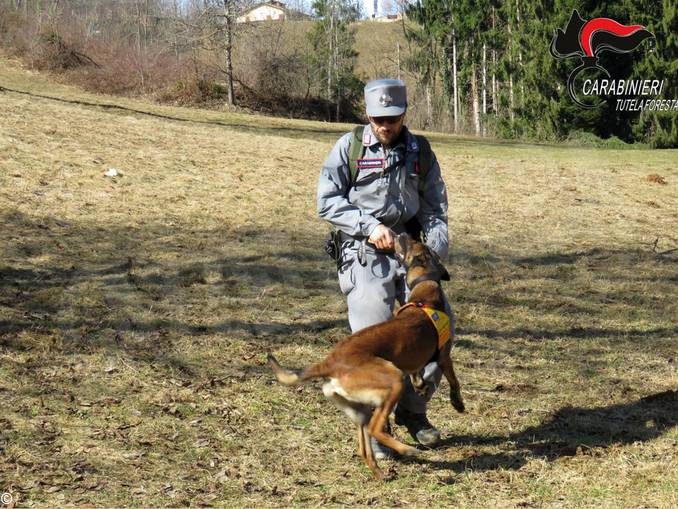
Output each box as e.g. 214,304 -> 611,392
580,18 -> 646,56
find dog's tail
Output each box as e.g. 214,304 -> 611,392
267,353 -> 332,385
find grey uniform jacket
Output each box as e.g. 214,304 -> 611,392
316,124 -> 449,259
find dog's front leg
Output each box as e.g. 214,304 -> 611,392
439,344 -> 465,412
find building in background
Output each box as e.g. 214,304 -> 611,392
364,0 -> 404,20
237,1 -> 311,23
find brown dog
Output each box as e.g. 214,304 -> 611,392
268,234 -> 464,479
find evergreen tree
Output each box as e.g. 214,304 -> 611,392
404,0 -> 454,128
629,0 -> 678,147
401,0 -> 676,145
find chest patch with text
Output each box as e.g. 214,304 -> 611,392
357,158 -> 384,170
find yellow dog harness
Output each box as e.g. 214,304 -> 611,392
395,302 -> 451,350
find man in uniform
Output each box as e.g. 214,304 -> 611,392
316,78 -> 452,458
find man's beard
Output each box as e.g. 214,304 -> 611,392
374,126 -> 403,146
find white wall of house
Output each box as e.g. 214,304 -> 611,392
237,5 -> 286,22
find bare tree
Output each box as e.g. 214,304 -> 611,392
491,6 -> 497,116
471,59 -> 480,136
222,0 -> 235,105
452,28 -> 458,133
482,40 -> 486,136
178,0 -> 239,106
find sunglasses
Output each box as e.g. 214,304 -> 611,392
370,115 -> 403,125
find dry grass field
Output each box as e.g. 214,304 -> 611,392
1,54 -> 677,507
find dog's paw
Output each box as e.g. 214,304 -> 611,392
383,465 -> 398,481
450,389 -> 465,413
401,445 -> 422,457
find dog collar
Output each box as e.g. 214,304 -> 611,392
395,302 -> 451,350
407,274 -> 438,290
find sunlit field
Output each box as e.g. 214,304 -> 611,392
1,55 -> 676,507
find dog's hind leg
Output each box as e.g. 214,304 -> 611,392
355,361 -> 420,458
323,381 -> 372,426
356,416 -> 384,479
357,424 -> 366,458
369,390 -> 420,457
361,424 -> 383,480
323,383 -> 383,477
335,360 -> 419,463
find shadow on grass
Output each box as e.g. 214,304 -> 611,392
1,210 -> 676,362
0,210 -> 348,371
426,389 -> 677,473
459,326 -> 677,341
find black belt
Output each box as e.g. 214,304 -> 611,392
338,232 -> 395,252
337,227 -> 408,243
337,232 -> 397,269
337,231 -> 363,244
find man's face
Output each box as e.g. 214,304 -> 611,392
368,114 -> 405,146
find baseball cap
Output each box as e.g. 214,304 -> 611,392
364,78 -> 407,117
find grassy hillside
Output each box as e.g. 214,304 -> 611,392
353,20 -> 409,79
1,54 -> 677,507
234,19 -> 409,81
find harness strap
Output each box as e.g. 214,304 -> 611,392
395,302 -> 451,350
347,126 -> 367,186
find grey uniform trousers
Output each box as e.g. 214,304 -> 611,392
337,241 -> 450,414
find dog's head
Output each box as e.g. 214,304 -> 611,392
394,234 -> 450,288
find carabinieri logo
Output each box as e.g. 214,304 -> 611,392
550,10 -> 654,108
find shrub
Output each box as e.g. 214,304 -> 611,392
35,31 -> 99,71
563,130 -> 646,149
157,77 -> 229,106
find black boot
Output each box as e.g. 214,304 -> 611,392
394,406 -> 441,446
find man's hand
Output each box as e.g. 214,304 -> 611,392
368,224 -> 395,251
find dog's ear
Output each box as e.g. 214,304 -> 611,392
429,249 -> 450,281
439,265 -> 451,281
